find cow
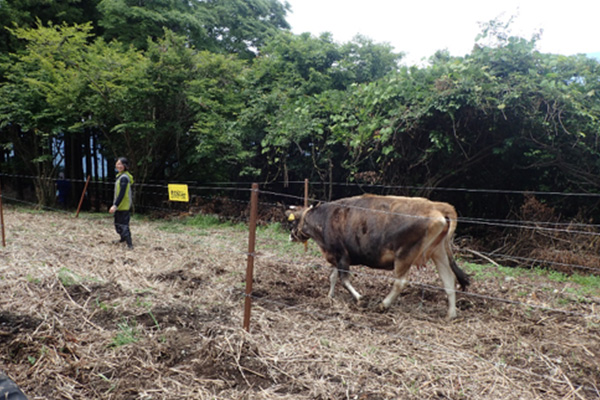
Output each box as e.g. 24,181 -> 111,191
285,194 -> 470,319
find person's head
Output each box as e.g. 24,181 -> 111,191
116,157 -> 129,173
58,172 -> 65,179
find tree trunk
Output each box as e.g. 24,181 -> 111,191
83,130 -> 92,211
92,133 -> 101,211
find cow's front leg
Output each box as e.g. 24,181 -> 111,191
340,272 -> 363,302
330,259 -> 362,302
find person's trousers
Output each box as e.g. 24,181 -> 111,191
114,210 -> 132,246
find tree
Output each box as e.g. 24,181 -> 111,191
335,34 -> 402,86
186,51 -> 249,182
98,0 -> 290,57
0,0 -> 102,55
0,21 -> 94,205
240,31 -> 402,193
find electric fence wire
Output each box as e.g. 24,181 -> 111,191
3,194 -> 599,319
4,181 -> 600,275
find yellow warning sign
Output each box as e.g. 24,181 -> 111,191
168,184 -> 189,202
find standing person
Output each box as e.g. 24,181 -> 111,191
109,157 -> 134,249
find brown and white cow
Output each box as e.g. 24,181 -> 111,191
285,194 -> 469,319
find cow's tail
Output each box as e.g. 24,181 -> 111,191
449,256 -> 470,291
444,217 -> 470,291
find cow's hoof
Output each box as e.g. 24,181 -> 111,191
377,303 -> 389,313
446,312 -> 458,321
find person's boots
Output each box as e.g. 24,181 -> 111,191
0,373 -> 28,399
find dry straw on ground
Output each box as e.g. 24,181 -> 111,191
0,206 -> 599,399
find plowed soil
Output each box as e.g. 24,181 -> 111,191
1,206 -> 599,399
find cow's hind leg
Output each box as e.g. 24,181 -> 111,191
328,267 -> 338,298
432,247 -> 458,319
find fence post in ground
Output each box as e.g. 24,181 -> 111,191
304,178 -> 309,253
243,183 -> 259,332
0,180 -> 5,247
75,175 -> 91,218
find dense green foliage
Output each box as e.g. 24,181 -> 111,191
1,0 -> 600,222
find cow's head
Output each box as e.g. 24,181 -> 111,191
285,206 -> 311,243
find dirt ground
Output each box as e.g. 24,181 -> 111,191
0,206 -> 599,399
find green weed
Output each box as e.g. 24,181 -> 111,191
95,299 -> 111,311
26,274 -> 41,284
111,319 -> 139,347
58,267 -> 81,286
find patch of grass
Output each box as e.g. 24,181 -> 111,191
111,318 -> 139,347
58,267 -> 82,286
19,207 -> 45,215
462,261 -> 600,298
95,299 -> 111,311
461,262 -> 500,279
257,222 -> 287,238
539,269 -> 569,283
26,274 -> 41,284
186,213 -> 222,228
256,223 -> 324,259
156,213 -> 247,234
568,274 -> 600,296
157,224 -> 186,233
186,213 -> 247,231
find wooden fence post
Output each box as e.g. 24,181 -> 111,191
243,183 -> 259,332
304,178 -> 309,252
0,180 -> 5,247
75,175 -> 91,218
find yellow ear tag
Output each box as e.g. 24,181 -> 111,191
288,214 -> 296,222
